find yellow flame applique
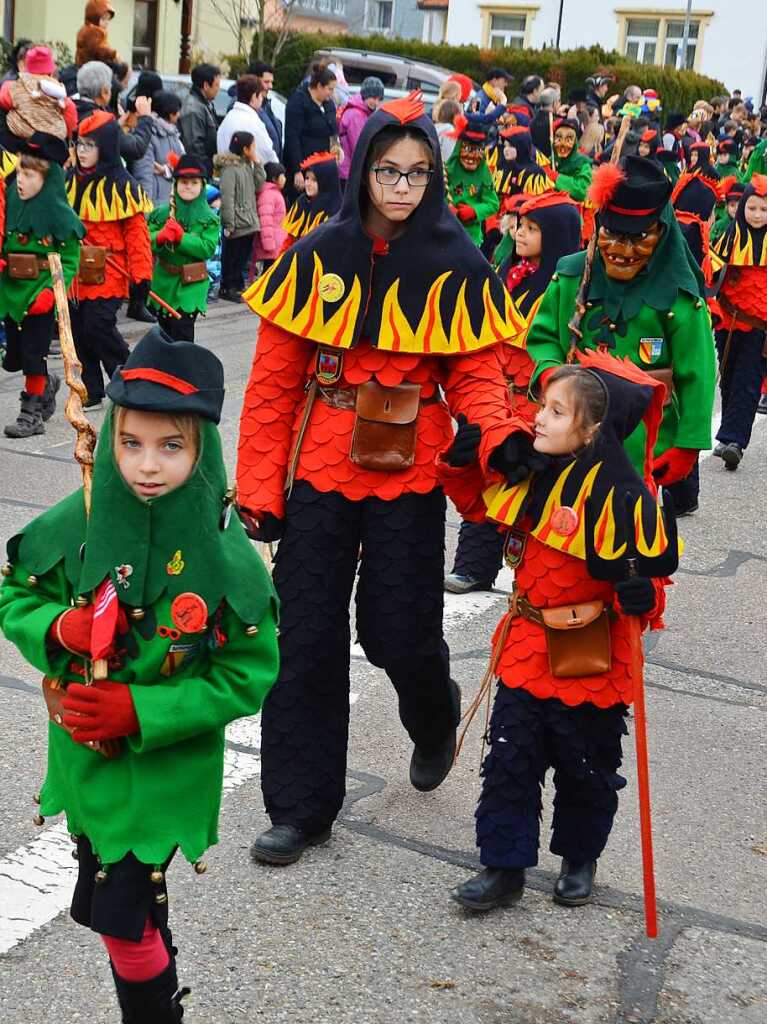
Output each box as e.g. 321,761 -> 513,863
67,177 -> 152,221
244,251 -> 362,349
483,475 -> 532,525
246,251 -> 520,353
506,293 -> 542,348
0,148 -> 17,180
282,205 -> 327,240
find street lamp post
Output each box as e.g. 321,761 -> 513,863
556,0 -> 565,50
679,0 -> 693,71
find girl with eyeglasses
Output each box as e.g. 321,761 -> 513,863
236,93 -> 534,867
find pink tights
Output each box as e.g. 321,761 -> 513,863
101,917 -> 170,982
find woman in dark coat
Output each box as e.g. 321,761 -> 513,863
284,63 -> 338,197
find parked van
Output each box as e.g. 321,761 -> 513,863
311,47 -> 467,96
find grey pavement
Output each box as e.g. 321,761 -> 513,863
0,301 -> 765,1023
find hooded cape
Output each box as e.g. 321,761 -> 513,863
246,94 -> 517,355
711,176 -> 767,268
5,162 -> 85,243
66,112 -> 152,222
283,153 -> 342,240
482,350 -> 674,563
8,409 -> 274,626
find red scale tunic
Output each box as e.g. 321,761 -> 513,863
72,215 -> 153,302
237,321 -> 519,520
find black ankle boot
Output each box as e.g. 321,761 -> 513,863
112,961 -> 190,1023
410,681 -> 461,792
127,281 -> 158,323
4,391 -> 44,438
553,858 -> 596,907
251,823 -> 332,865
451,867 -> 525,912
41,371 -> 60,422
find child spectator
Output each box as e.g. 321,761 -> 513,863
131,90 -> 185,206
252,161 -> 287,274
214,130 -> 265,302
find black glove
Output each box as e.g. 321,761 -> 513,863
615,577 -> 656,616
445,413 -> 481,467
238,507 -> 285,543
489,432 -> 553,485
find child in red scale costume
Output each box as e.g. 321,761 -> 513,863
445,192 -> 582,595
709,174 -> 767,470
441,351 -> 672,912
66,111 -> 153,408
236,93 -> 536,867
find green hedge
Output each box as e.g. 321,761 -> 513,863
251,32 -> 724,122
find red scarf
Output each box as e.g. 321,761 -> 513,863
505,258 -> 537,292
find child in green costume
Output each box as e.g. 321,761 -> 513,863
0,328 -> 279,1021
445,116 -> 499,247
147,154 -> 220,342
0,137 -> 84,438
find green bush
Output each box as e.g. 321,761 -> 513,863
254,32 -> 725,123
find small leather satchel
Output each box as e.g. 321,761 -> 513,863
540,601 -> 612,678
8,253 -> 41,279
350,380 -> 421,471
179,261 -> 208,285
78,245 -> 107,286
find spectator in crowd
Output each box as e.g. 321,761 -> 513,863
217,75 -> 277,165
249,59 -> 283,160
530,86 -> 558,157
180,62 -> 221,175
511,75 -> 543,119
432,78 -> 462,122
474,68 -> 509,116
131,89 -> 185,205
74,61 -> 154,165
0,39 -> 31,83
579,104 -> 604,158
215,130 -> 266,302
283,62 -> 338,196
253,161 -> 288,273
434,99 -> 462,164
585,74 -> 612,121
338,76 -> 384,186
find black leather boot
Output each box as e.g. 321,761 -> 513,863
4,391 -> 44,438
451,867 -> 525,912
111,961 -> 190,1023
410,730 -> 456,791
553,858 -> 596,907
251,823 -> 332,866
41,371 -> 60,422
126,281 -> 158,323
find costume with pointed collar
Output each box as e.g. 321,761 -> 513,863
491,126 -> 551,198
282,151 -> 342,244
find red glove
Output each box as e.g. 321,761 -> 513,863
61,681 -> 139,743
28,288 -> 55,316
50,606 -> 94,655
456,203 -> 477,224
652,447 -> 699,486
0,257 -> 6,275
49,603 -> 128,656
544,165 -> 559,182
156,219 -> 184,246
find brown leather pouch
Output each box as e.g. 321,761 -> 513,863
540,601 -> 612,678
180,261 -> 208,285
8,253 -> 40,279
350,380 -> 421,471
42,677 -> 122,759
78,245 -> 107,286
645,367 -> 674,407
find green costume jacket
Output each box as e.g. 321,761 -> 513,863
445,155 -> 500,246
526,222 -> 716,471
0,413 -> 279,868
147,192 -> 220,316
0,163 -> 84,324
553,150 -> 592,202
744,138 -> 767,181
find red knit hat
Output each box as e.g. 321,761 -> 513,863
25,46 -> 55,76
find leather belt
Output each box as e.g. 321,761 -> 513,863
159,258 -> 186,276
317,383 -> 442,411
508,589 -> 544,626
719,293 -> 767,331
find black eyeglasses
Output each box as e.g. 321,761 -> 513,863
371,166 -> 434,188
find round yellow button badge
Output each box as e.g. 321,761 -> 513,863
318,273 -> 345,303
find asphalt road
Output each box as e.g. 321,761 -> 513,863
0,300 -> 765,1024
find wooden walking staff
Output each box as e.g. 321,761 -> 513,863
585,493 -> 680,939
47,253 -> 121,756
567,114 -> 632,362
103,254 -> 182,320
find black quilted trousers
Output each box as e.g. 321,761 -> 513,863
476,685 -> 628,868
261,481 -> 460,834
450,519 -> 505,585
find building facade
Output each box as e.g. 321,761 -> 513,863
0,0 -> 351,75
446,0 -> 767,101
343,0 -> 425,41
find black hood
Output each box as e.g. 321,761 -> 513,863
245,93 -> 516,355
66,110 -> 151,222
